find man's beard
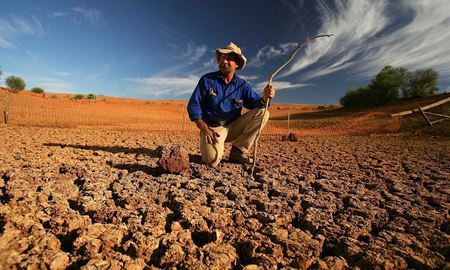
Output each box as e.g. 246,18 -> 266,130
220,64 -> 233,73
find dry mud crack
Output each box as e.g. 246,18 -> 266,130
0,126 -> 449,269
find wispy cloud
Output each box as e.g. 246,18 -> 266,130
156,41 -> 208,76
127,75 -> 199,97
240,75 -> 260,81
170,41 -> 207,64
37,80 -> 76,93
126,40 -> 209,97
0,15 -> 44,48
248,42 -> 298,67
52,7 -> 105,27
254,81 -> 313,93
72,7 -> 105,27
86,63 -> 111,81
202,58 -> 216,69
54,71 -> 71,76
52,12 -> 69,17
282,0 -> 450,81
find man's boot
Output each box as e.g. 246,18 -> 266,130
229,146 -> 253,164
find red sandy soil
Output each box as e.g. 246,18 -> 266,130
0,88 -> 449,269
4,88 -> 449,136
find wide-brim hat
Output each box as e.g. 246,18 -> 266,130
215,42 -> 247,70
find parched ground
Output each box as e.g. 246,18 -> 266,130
0,126 -> 448,269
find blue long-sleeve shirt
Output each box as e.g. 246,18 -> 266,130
187,71 -> 264,126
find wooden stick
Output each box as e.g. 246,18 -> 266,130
391,96 -> 450,117
419,107 -> 433,126
250,34 -> 333,177
424,112 -> 450,119
3,110 -> 8,125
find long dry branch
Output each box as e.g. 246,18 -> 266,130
251,34 -> 333,177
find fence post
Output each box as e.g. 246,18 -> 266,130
287,112 -> 290,133
3,110 -> 8,125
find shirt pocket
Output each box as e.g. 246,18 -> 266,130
232,98 -> 243,109
205,89 -> 220,108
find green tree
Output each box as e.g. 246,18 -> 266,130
369,66 -> 409,105
408,68 -> 439,97
397,67 -> 412,98
5,75 -> 26,90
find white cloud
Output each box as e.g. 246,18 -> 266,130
156,41 -> 208,76
249,42 -> 298,67
203,58 -> 216,69
240,75 -> 259,81
86,63 -> 111,81
171,41 -> 207,64
52,12 -> 69,17
38,81 -> 76,93
54,71 -> 71,76
0,15 -> 45,48
0,36 -> 13,48
281,0 -> 450,82
52,7 -> 105,27
127,75 -> 199,97
254,81 -> 312,93
72,7 -> 105,27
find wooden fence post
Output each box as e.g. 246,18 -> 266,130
287,112 -> 290,133
3,110 -> 8,125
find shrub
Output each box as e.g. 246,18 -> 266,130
340,86 -> 373,108
87,94 -> 97,100
408,69 -> 439,97
73,94 -> 84,100
5,75 -> 26,90
31,87 -> 45,94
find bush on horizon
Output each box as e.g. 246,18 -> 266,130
73,94 -> 84,100
31,87 -> 45,94
340,65 -> 439,108
87,94 -> 97,100
5,75 -> 26,90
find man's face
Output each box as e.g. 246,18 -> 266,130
218,53 -> 237,73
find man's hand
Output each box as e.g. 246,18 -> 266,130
194,119 -> 220,144
204,128 -> 220,144
263,84 -> 275,103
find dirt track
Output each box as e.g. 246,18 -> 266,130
0,126 -> 449,269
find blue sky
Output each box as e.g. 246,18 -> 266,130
1,0 -> 449,104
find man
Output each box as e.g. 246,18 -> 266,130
187,42 -> 275,167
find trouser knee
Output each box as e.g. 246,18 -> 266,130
202,155 -> 221,167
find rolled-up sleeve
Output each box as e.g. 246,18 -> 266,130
242,81 -> 265,110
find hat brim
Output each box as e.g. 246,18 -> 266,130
215,49 -> 247,70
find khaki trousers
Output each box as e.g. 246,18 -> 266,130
200,108 -> 270,167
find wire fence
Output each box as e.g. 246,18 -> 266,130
1,90 -> 292,134
4,89 -> 447,136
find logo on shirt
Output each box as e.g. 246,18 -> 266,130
208,87 -> 217,96
233,98 -> 243,108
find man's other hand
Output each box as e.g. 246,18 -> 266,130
263,84 -> 275,103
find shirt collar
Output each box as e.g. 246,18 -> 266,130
217,71 -> 239,85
